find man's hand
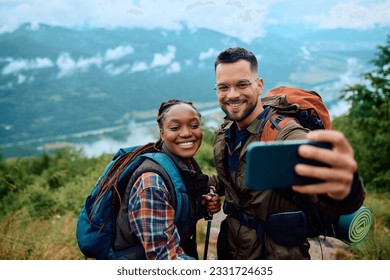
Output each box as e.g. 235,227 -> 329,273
292,130 -> 357,200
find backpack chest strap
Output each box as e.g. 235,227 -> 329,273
224,202 -> 316,247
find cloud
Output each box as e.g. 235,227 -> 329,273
131,61 -> 149,73
1,43 -> 181,78
2,59 -> 29,75
77,123 -> 156,158
130,45 -> 181,74
105,64 -> 130,76
17,74 -> 26,84
304,0 -> 390,29
199,48 -> 219,60
150,45 -> 176,68
1,1 -> 389,42
313,56 -> 367,118
53,44 -> 134,77
166,61 -> 181,74
55,52 -> 103,77
127,45 -> 182,74
0,0 -> 270,42
56,52 -> 76,78
76,55 -> 103,72
300,46 -> 311,60
328,99 -> 350,119
2,57 -> 54,75
104,45 -> 134,61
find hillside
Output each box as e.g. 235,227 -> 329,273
1,23 -> 388,158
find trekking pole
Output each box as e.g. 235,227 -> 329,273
203,188 -> 215,260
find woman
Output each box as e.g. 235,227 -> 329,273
97,99 -> 220,260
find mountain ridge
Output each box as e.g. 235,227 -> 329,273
1,23 -> 388,158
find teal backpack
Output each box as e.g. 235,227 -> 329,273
76,146 -> 188,259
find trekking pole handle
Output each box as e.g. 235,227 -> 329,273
206,188 -> 216,220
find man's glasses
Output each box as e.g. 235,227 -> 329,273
213,79 -> 258,94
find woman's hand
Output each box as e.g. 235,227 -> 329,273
201,186 -> 221,215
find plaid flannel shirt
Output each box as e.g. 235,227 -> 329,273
128,171 -> 194,260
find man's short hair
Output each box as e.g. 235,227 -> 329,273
214,47 -> 258,73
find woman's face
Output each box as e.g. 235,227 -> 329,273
160,103 -> 202,159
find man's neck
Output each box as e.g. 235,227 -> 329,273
236,104 -> 264,130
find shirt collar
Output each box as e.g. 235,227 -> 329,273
161,143 -> 197,175
224,106 -> 270,138
247,106 -> 270,134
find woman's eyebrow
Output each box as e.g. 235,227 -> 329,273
166,117 -> 200,124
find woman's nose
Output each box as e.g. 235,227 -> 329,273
180,126 -> 192,137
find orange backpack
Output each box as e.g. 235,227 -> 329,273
261,87 -> 332,141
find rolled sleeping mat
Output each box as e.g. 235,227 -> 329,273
336,206 -> 373,246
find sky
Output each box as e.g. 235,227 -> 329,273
1,0 -> 390,43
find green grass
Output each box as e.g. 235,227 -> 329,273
0,146 -> 388,260
341,192 -> 390,260
0,191 -> 387,260
0,211 -> 84,260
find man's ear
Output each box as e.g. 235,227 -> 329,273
257,78 -> 264,95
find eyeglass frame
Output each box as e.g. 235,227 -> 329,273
213,78 -> 259,94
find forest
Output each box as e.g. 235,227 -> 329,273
0,36 -> 389,260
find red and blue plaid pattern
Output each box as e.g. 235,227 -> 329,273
128,172 -> 193,260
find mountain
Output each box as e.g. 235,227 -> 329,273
0,23 -> 388,158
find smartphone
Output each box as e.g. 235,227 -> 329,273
245,140 -> 332,191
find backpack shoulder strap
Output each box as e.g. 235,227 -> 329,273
261,112 -> 297,142
139,152 -> 188,224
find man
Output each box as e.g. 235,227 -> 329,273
209,47 -> 365,259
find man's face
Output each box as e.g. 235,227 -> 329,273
215,60 -> 264,128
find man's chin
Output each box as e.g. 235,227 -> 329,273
224,104 -> 256,123
226,112 -> 245,122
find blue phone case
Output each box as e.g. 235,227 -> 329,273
245,140 -> 332,191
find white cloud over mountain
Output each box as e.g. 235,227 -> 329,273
1,0 -> 389,43
1,42 -> 216,85
104,45 -> 134,61
304,1 -> 390,29
150,45 -> 176,68
2,57 -> 54,75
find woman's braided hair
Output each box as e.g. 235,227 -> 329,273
156,99 -> 201,131
95,99 -> 201,217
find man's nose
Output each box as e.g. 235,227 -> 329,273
226,85 -> 240,98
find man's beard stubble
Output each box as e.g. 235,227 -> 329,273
221,98 -> 258,123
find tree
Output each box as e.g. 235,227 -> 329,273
333,35 -> 390,191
